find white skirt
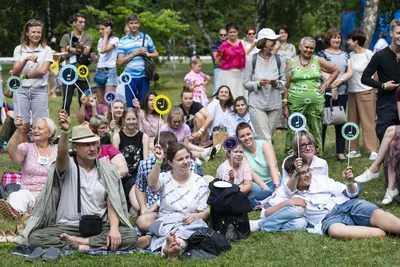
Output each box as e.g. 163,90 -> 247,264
217,69 -> 247,100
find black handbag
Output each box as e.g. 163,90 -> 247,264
142,34 -> 159,81
73,157 -> 102,237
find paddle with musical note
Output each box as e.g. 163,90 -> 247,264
288,113 -> 307,156
153,95 -> 172,144
6,76 -> 22,116
341,122 -> 360,168
104,91 -> 117,120
59,65 -> 79,110
120,72 -> 136,99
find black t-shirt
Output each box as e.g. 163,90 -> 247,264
179,101 -> 204,131
119,131 -> 143,178
361,47 -> 400,105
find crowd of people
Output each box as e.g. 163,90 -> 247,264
0,11 -> 399,262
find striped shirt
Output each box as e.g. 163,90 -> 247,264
117,32 -> 156,78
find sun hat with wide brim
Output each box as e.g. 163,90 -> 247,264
256,28 -> 281,41
71,125 -> 100,143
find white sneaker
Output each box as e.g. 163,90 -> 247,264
201,148 -> 212,161
369,152 -> 378,161
382,188 -> 399,205
346,150 -> 361,158
354,169 -> 379,183
249,219 -> 261,232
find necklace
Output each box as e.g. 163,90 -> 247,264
34,143 -> 51,165
299,56 -> 312,67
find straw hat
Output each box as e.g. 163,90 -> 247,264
71,125 -> 100,143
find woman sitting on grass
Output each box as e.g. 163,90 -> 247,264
160,107 -> 220,162
216,142 -> 272,202
236,122 -> 280,204
76,90 -> 108,125
89,114 -> 129,178
148,143 -> 209,261
0,116 -> 57,220
132,91 -> 164,152
108,99 -> 126,134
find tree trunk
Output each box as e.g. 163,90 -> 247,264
361,0 -> 380,48
255,0 -> 268,32
194,0 -> 214,56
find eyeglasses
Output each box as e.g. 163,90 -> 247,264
219,34 -> 227,36
247,32 -> 256,35
298,168 -> 312,176
300,143 -> 314,150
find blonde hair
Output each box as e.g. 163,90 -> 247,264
391,19 -> 400,31
21,20 -> 46,48
167,107 -> 184,127
90,114 -> 109,130
33,117 -> 58,144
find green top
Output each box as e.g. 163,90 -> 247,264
243,140 -> 271,185
288,56 -> 324,105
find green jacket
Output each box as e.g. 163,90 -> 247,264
23,158 -> 133,239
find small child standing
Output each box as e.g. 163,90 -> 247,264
184,57 -> 210,107
49,53 -> 61,97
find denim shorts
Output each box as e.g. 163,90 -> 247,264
95,67 -> 118,87
321,198 -> 380,235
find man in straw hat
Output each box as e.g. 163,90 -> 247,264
24,110 -> 150,251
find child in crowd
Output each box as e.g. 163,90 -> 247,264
216,143 -> 272,203
76,90 -> 108,124
132,91 -> 164,152
112,108 -> 149,215
49,53 -> 60,97
160,107 -> 220,162
108,99 -> 126,134
184,57 -> 211,107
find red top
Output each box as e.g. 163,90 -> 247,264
98,144 -> 121,162
217,41 -> 246,70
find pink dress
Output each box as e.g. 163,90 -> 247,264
20,143 -> 57,194
184,71 -> 209,107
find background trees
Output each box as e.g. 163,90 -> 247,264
0,0 -> 398,56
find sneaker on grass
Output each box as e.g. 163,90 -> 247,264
354,169 -> 379,183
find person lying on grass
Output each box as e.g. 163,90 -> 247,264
282,155 -> 400,239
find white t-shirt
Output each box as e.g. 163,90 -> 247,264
348,50 -> 374,93
56,158 -> 107,226
97,36 -> 119,68
373,38 -> 388,53
13,45 -> 53,88
158,171 -> 209,218
206,99 -> 232,138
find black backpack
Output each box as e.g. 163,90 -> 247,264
188,227 -> 231,256
207,179 -> 252,241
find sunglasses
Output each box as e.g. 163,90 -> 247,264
247,32 -> 256,35
28,19 -> 42,25
219,34 -> 227,36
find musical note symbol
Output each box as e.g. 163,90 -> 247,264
348,127 -> 353,136
158,99 -> 165,109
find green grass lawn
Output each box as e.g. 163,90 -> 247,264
0,62 -> 399,266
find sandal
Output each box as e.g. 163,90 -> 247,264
25,247 -> 44,261
42,247 -> 60,261
0,199 -> 18,221
0,230 -> 7,243
5,229 -> 16,243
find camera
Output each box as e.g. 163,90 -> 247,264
71,36 -> 80,47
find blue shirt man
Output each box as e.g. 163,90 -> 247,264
117,14 -> 158,106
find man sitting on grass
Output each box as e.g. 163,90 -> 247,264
24,110 -> 149,250
281,155 -> 400,239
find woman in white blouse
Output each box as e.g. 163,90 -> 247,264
12,19 -> 52,142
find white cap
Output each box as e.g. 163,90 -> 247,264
256,28 -> 281,41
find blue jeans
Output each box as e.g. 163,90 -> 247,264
247,182 -> 273,201
125,76 -> 150,107
212,67 -> 220,97
321,198 -> 379,235
259,205 -> 307,232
